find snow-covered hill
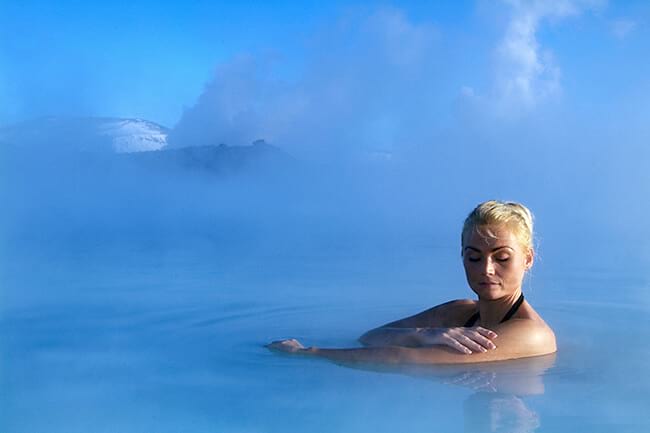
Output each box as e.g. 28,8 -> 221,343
0,116 -> 298,179
96,118 -> 169,153
0,117 -> 169,153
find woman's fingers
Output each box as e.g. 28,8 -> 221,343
467,329 -> 498,350
440,328 -> 498,354
457,333 -> 491,353
266,338 -> 305,353
476,327 -> 498,339
446,336 -> 473,354
439,331 -> 474,354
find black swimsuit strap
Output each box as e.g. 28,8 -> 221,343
463,311 -> 480,327
463,293 -> 525,327
500,292 -> 525,323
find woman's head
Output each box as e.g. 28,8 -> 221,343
461,200 -> 534,254
461,201 -> 535,300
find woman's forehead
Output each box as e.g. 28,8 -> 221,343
464,225 -> 519,246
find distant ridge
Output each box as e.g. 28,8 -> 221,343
0,116 -> 169,153
125,139 -> 295,177
0,116 -> 295,178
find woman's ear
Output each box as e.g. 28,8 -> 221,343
525,249 -> 535,270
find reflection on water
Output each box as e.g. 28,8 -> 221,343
458,356 -> 553,433
333,353 -> 555,433
464,393 -> 540,433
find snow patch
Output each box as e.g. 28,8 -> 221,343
0,117 -> 170,154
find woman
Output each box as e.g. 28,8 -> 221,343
268,200 -> 557,364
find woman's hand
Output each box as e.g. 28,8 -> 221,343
417,327 -> 498,354
266,338 -> 309,354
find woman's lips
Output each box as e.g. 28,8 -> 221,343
479,281 -> 500,286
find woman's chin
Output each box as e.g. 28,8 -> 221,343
473,286 -> 504,300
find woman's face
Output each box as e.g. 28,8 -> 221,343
462,225 -> 533,300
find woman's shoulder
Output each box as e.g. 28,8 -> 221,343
492,318 -> 557,356
384,299 -> 477,328
441,299 -> 478,309
435,298 -> 478,315
435,299 -> 478,326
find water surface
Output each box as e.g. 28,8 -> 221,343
1,238 -> 649,433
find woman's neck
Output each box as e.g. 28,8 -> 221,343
477,288 -> 523,326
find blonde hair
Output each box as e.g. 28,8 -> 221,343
461,200 -> 535,253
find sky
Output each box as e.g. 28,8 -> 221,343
1,0 -> 648,130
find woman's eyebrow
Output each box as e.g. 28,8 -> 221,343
464,245 -> 514,253
491,246 -> 514,252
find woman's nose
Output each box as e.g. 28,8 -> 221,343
483,258 -> 496,275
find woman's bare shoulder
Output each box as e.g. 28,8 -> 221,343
491,319 -> 557,356
384,299 -> 477,328
442,299 -> 477,309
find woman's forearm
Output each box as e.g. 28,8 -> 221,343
304,346 -> 413,364
269,320 -> 555,365
358,327 -> 424,347
302,345 -> 475,365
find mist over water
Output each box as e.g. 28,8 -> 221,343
3,109 -> 648,272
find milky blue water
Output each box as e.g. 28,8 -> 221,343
2,235 -> 649,433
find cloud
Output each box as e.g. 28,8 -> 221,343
167,54 -> 288,149
610,18 -> 637,39
488,0 -> 605,113
168,8 -> 442,160
170,2 -> 614,164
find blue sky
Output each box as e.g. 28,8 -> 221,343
1,0 -> 648,133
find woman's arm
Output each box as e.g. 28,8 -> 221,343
373,299 -> 475,329
358,327 -> 424,347
268,319 -> 556,365
359,326 -> 498,354
358,300 -> 497,353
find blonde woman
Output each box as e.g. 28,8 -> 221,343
268,201 -> 556,364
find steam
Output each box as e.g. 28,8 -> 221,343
169,8 -> 442,161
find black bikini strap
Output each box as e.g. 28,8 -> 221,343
464,312 -> 480,327
463,292 -> 525,327
500,292 -> 525,323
